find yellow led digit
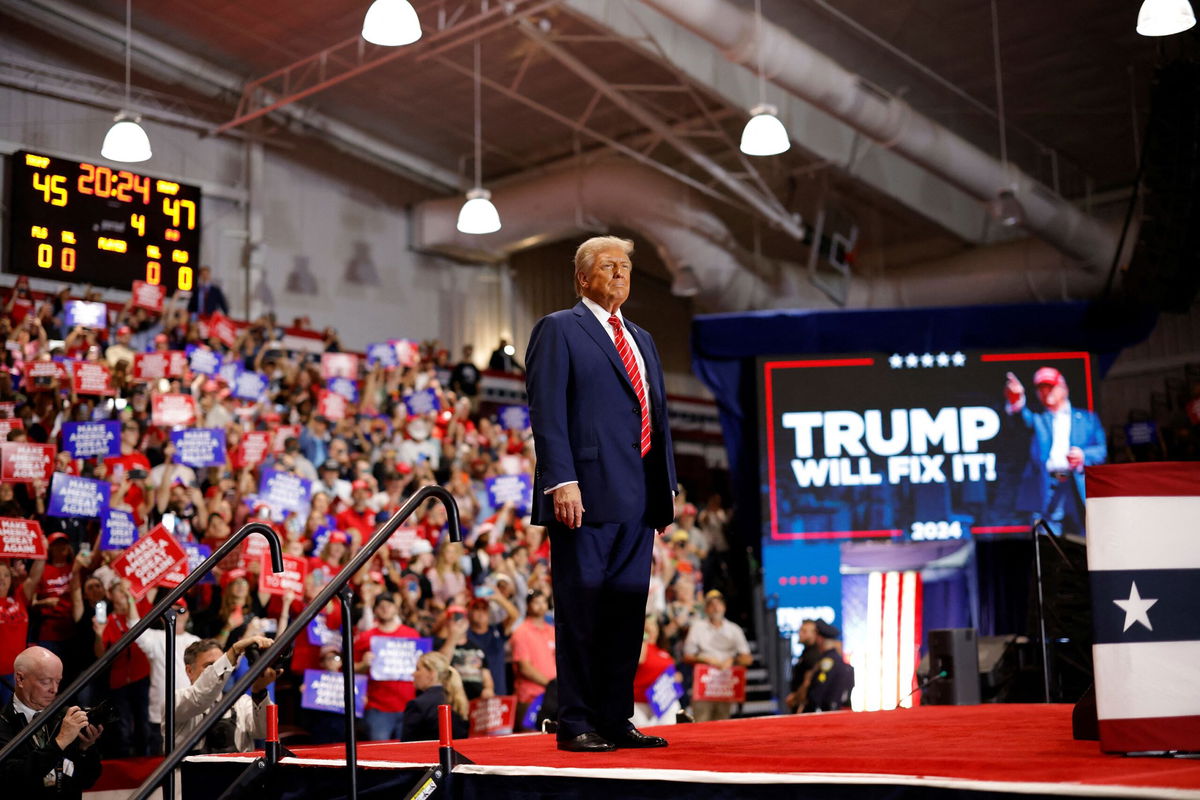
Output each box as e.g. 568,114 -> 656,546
131,213 -> 146,237
177,266 -> 194,291
61,248 -> 76,272
37,243 -> 53,269
146,261 -> 162,285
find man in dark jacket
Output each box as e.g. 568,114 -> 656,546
804,621 -> 855,712
0,646 -> 103,799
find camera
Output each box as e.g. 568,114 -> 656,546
243,640 -> 293,671
80,699 -> 119,729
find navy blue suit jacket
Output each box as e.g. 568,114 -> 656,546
526,301 -> 677,529
1011,404 -> 1106,511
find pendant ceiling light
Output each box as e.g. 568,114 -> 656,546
457,38 -> 501,235
101,0 -> 151,163
362,0 -> 423,46
739,0 -> 790,157
1136,0 -> 1196,35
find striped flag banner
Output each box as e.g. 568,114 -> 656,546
856,570 -> 922,712
1086,461 -> 1200,753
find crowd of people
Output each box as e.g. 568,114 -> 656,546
0,273 -> 746,763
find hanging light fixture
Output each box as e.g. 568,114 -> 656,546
362,0 -> 423,46
739,0 -> 790,157
457,38 -> 501,235
1136,0 -> 1196,35
101,0 -> 151,163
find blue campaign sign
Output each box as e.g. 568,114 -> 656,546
48,472 -> 110,519
327,377 -> 359,402
762,540 -> 843,626
497,405 -> 530,431
62,421 -> 121,459
186,345 -> 221,376
65,300 -> 107,329
258,469 -> 313,516
232,370 -> 269,401
403,388 -> 441,417
645,665 -> 684,718
182,542 -> 214,585
219,358 -> 242,386
306,614 -> 342,649
369,636 -> 431,682
366,342 -> 399,368
100,509 -> 139,550
171,428 -> 228,468
301,669 -> 367,718
485,474 -> 532,514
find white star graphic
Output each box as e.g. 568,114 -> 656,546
920,353 -> 935,367
1113,581 -> 1157,632
889,353 -> 903,369
951,351 -> 967,366
905,353 -> 919,368
936,352 -> 950,367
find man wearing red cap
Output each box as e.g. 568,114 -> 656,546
1004,367 -> 1106,532
335,479 -> 376,543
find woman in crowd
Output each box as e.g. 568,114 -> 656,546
401,651 -> 470,742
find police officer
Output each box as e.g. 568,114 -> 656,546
803,621 -> 854,712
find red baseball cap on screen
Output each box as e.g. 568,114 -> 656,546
1033,367 -> 1065,387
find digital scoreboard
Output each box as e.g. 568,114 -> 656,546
5,150 -> 201,292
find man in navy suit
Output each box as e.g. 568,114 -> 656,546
526,236 -> 677,752
1004,366 -> 1106,533
186,266 -> 229,317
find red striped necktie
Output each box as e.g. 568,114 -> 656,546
608,314 -> 652,457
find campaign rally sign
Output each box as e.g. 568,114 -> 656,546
497,405 -> 530,431
301,670 -> 367,718
321,352 -> 359,380
63,421 -> 121,459
269,425 -> 301,454
259,552 -> 308,597
171,428 -> 227,468
232,431 -> 272,469
485,474 -> 532,515
392,339 -> 420,368
232,370 -> 269,402
186,345 -> 221,376
24,360 -> 67,391
152,393 -> 197,427
1086,462 -> 1200,753
72,361 -> 116,396
1,442 -> 56,483
369,636 -> 431,682
0,418 -> 23,438
645,665 -> 685,718
238,530 -> 272,570
258,469 -> 312,516
386,525 -> 418,557
65,300 -> 107,329
0,518 -> 46,560
111,524 -> 189,600
326,377 -> 359,403
133,351 -> 187,381
692,665 -> 747,702
468,695 -> 517,737
100,509 -> 139,550
206,311 -> 239,348
0,402 -> 15,418
161,542 -> 214,589
366,342 -> 398,368
218,358 -> 242,387
130,280 -> 166,312
403,387 -> 441,417
306,614 -> 342,649
48,472 -> 110,518
318,390 -> 348,422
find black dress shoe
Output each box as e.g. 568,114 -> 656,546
557,732 -> 617,752
606,728 -> 668,748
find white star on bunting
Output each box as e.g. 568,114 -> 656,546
1113,581 -> 1157,632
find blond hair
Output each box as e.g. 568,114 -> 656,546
418,651 -> 469,719
573,236 -> 634,297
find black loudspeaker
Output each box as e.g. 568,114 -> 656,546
925,628 -> 981,705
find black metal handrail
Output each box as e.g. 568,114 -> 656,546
130,484 -> 463,800
0,522 -> 285,770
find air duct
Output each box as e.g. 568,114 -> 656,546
637,0 -> 1119,270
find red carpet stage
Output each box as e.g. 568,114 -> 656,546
182,705 -> 1200,800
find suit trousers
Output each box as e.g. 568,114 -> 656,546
550,513 -> 654,740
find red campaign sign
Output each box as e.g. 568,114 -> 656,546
233,431 -> 272,469
258,552 -> 308,597
72,361 -> 116,396
1,442 -> 56,483
0,418 -> 24,437
239,532 -> 272,569
0,517 -> 47,560
134,352 -> 186,381
24,360 -> 67,390
207,311 -> 238,348
111,524 -> 189,601
131,280 -> 166,313
321,352 -> 359,380
468,695 -> 517,737
270,425 -> 301,454
386,525 -> 418,557
692,665 -> 748,703
0,402 -> 16,418
152,393 -> 197,427
318,390 -> 347,422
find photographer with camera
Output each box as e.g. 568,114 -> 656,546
0,646 -> 103,800
173,634 -> 279,753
